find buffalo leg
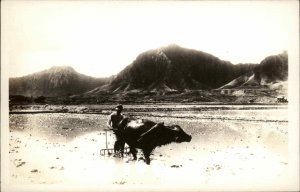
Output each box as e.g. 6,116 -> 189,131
129,147 -> 137,160
114,133 -> 125,157
114,140 -> 124,157
119,140 -> 125,157
142,149 -> 151,165
114,140 -> 120,155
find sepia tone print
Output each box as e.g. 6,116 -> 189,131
1,1 -> 299,192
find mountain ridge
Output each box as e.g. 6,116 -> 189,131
9,66 -> 108,97
220,51 -> 288,90
9,45 -> 288,102
88,45 -> 256,95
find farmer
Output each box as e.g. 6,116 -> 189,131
107,104 -> 125,156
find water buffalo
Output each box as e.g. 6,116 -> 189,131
116,118 -> 192,164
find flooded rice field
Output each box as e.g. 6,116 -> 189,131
5,104 -> 291,191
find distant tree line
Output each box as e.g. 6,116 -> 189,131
9,95 -> 46,104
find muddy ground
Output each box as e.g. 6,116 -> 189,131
4,104 -> 292,191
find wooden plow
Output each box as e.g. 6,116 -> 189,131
100,128 -> 130,156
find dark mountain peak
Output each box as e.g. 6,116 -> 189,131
161,43 -> 182,50
219,51 -> 288,90
103,45 -> 255,93
22,66 -> 78,79
162,44 -> 217,57
254,51 -> 288,83
48,66 -> 76,73
260,51 -> 287,65
9,66 -> 107,97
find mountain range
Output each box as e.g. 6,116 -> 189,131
100,45 -> 255,93
9,45 -> 288,102
9,66 -> 108,97
220,51 -> 288,90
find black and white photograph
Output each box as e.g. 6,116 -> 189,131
1,1 -> 299,191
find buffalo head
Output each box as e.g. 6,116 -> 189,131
136,122 -> 192,148
167,125 -> 192,143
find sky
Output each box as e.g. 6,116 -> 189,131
2,1 -> 299,78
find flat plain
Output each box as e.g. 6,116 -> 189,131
7,104 -> 288,191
